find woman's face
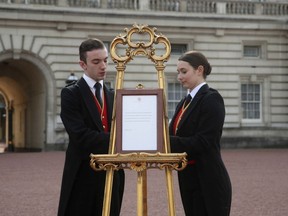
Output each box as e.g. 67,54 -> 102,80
177,60 -> 204,91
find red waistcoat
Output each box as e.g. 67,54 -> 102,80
93,92 -> 109,132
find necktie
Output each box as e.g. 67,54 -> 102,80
94,82 -> 103,108
184,94 -> 192,108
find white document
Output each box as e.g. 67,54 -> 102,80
122,95 -> 157,151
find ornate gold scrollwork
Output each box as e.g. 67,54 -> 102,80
110,23 -> 171,66
90,152 -> 187,172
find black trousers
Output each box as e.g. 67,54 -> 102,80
178,164 -> 208,216
65,160 -> 125,216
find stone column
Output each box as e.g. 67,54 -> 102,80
102,0 -> 108,9
179,0 -> 187,12
58,0 -> 68,7
217,2 -> 227,14
255,3 -> 263,15
139,0 -> 150,11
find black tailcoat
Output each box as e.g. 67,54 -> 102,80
58,77 -> 124,216
169,84 -> 231,216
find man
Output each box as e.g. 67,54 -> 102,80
58,38 -> 125,216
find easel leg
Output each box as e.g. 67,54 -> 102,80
165,167 -> 176,216
142,170 -> 147,215
137,170 -> 148,216
102,167 -> 114,216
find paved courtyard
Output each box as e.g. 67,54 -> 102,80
0,148 -> 288,216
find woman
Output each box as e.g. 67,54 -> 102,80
169,51 -> 232,216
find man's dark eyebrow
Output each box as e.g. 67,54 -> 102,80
92,57 -> 107,62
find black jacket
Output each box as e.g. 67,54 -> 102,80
58,77 -> 124,216
169,84 -> 231,216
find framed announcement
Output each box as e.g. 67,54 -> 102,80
116,89 -> 163,153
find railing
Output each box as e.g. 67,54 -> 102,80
67,0 -> 100,7
2,0 -> 58,5
0,0 -> 288,16
187,0 -> 216,13
262,3 -> 288,15
226,2 -> 255,15
109,0 -> 140,10
150,0 -> 180,12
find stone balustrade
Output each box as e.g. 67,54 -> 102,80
0,0 -> 287,15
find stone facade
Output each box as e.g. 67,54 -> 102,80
0,0 -> 287,151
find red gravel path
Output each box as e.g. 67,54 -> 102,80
0,149 -> 288,216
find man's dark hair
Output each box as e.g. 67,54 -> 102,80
79,38 -> 106,63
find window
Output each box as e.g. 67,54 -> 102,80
242,40 -> 267,59
241,83 -> 261,120
167,82 -> 187,119
243,45 -> 261,58
171,44 -> 187,55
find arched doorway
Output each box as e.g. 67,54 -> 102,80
0,54 -> 49,151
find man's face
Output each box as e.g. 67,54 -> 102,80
79,48 -> 108,81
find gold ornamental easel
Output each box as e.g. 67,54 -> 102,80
90,24 -> 187,216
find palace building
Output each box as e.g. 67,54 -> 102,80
0,0 -> 287,151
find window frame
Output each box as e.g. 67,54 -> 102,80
243,45 -> 261,58
169,39 -> 193,56
166,78 -> 188,120
240,82 -> 262,123
171,43 -> 188,56
242,40 -> 267,59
